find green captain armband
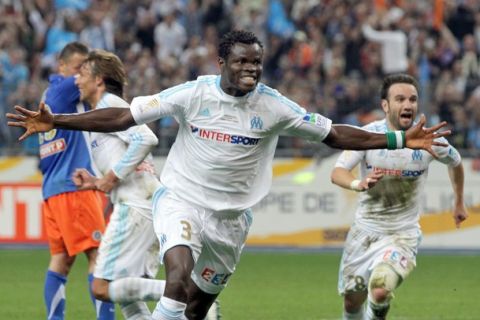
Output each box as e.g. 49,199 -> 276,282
386,131 -> 406,150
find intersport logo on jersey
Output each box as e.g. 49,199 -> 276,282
190,126 -> 260,145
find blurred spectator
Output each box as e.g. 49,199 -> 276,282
1,0 -> 480,156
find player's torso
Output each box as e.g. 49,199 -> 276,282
167,78 -> 279,195
39,76 -> 93,199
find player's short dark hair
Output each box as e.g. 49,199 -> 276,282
84,49 -> 127,97
380,74 -> 419,100
58,42 -> 89,61
218,30 -> 263,60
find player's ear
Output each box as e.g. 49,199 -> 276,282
381,99 -> 389,113
218,57 -> 225,68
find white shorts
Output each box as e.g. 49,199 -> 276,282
153,188 -> 253,295
94,203 -> 159,280
338,224 -> 421,295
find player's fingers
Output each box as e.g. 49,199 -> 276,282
14,105 -> 37,116
18,130 -> 31,141
432,140 -> 449,147
7,120 -> 26,128
426,147 -> 439,159
433,130 -> 451,139
6,112 -> 26,121
424,121 -> 448,133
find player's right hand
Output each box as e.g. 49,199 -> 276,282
6,102 -> 54,141
359,171 -> 383,190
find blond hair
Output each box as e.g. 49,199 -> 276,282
84,49 -> 127,97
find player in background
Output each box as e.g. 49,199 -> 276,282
8,31 -> 451,320
37,42 -> 115,319
330,74 -> 468,320
70,49 -> 163,319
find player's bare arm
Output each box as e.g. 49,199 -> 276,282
324,115 -> 450,158
331,167 -> 383,192
7,102 -> 136,140
448,163 -> 468,227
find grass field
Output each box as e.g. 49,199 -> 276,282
0,249 -> 479,319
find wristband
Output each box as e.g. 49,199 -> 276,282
386,131 -> 406,149
349,179 -> 362,191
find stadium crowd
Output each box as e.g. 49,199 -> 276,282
1,0 -> 480,156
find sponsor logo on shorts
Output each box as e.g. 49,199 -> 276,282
40,138 -> 66,159
383,249 -> 408,269
201,267 -> 232,286
92,230 -> 102,242
159,233 -> 167,247
190,126 -> 260,145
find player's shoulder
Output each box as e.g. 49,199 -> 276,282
362,119 -> 387,132
97,93 -> 129,109
48,74 -> 76,91
255,82 -> 281,98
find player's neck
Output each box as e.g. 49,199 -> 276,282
87,90 -> 105,109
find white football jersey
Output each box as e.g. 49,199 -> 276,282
335,119 -> 461,232
90,93 -> 161,219
131,75 -> 332,211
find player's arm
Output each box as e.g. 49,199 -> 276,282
331,167 -> 383,192
330,150 -> 383,192
448,163 -> 468,228
109,124 -> 158,185
7,102 -> 135,140
323,115 -> 450,157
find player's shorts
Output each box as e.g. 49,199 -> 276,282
338,223 -> 421,295
94,204 -> 159,280
153,188 -> 253,295
43,190 -> 106,256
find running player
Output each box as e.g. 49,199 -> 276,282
331,73 -> 467,320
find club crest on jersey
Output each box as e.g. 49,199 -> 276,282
411,150 -> 423,161
250,115 -> 263,130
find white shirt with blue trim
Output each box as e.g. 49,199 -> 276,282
335,118 -> 461,232
130,75 -> 332,211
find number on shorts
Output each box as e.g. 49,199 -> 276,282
347,275 -> 367,291
180,220 -> 192,240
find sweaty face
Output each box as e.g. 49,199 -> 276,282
60,53 -> 87,77
75,62 -> 98,105
383,83 -> 418,130
219,43 -> 263,96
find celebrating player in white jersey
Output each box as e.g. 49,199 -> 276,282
70,49 -> 165,319
8,31 -> 451,320
331,74 -> 468,320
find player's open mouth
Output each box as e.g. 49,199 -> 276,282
240,75 -> 257,86
400,112 -> 412,120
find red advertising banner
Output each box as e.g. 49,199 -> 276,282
0,183 -> 47,244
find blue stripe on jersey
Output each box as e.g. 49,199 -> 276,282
104,204 -> 129,279
159,81 -> 195,98
257,83 -> 304,114
151,186 -> 167,220
112,132 -> 144,175
40,74 -> 95,199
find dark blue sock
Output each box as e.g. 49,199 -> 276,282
44,270 -> 67,320
88,273 -> 116,320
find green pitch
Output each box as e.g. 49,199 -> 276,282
0,249 -> 478,319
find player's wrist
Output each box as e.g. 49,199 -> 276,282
349,179 -> 362,191
386,131 -> 406,149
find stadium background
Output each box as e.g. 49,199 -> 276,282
1,0 -> 479,319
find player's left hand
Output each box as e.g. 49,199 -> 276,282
6,102 -> 55,141
453,203 -> 468,228
405,114 -> 450,158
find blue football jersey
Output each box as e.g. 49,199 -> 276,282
39,74 -> 95,200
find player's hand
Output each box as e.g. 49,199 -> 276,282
453,203 -> 468,228
358,171 -> 384,191
94,170 -> 119,193
6,102 -> 54,141
405,114 -> 450,158
72,168 -> 97,190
